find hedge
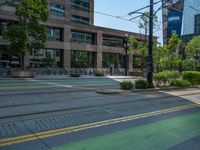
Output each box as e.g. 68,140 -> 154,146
182,71 -> 200,85
135,80 -> 148,89
153,71 -> 180,87
120,81 -> 134,90
171,79 -> 192,87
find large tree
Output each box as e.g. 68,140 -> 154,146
138,11 -> 158,41
186,36 -> 200,70
3,0 -> 49,70
156,33 -> 182,71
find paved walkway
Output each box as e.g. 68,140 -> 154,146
162,88 -> 200,104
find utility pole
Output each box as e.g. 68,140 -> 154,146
147,0 -> 154,87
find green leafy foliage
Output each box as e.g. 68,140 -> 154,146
153,71 -> 180,87
185,36 -> 200,70
182,71 -> 200,85
156,34 -> 182,71
170,79 -> 191,87
3,0 -> 49,69
120,81 -> 134,90
135,80 -> 148,89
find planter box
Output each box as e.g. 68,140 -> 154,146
11,70 -> 36,78
70,73 -> 81,77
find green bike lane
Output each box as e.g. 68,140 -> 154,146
53,111 -> 200,150
0,78 -> 119,95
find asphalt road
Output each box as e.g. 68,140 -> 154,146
0,78 -> 200,150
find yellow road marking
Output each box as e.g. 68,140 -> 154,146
0,104 -> 199,147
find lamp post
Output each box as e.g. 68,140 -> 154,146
124,34 -> 129,76
147,0 -> 154,87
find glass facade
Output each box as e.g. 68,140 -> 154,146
0,20 -> 8,36
50,3 -> 65,17
46,27 -> 63,41
103,35 -> 124,47
181,0 -> 200,43
71,51 -> 96,68
70,31 -> 95,44
30,49 -> 62,68
0,46 -> 20,68
162,0 -> 184,44
71,0 -> 90,12
102,53 -> 125,68
182,0 -> 200,35
71,15 -> 89,25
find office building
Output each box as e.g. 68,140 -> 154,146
162,0 -> 184,44
0,0 -> 149,75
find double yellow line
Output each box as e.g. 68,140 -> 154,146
0,104 -> 198,147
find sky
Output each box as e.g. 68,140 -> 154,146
94,0 -> 163,44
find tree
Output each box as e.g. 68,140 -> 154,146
3,0 -> 49,70
156,34 -> 182,71
186,36 -> 200,70
167,33 -> 182,70
138,11 -> 158,41
128,38 -> 148,71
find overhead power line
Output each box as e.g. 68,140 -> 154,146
128,0 -> 162,16
94,11 -> 138,24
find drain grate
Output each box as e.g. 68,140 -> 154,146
0,109 -> 121,139
27,110 -> 120,133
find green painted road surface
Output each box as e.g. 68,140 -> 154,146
53,112 -> 200,150
0,79 -> 119,88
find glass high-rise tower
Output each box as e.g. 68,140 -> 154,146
182,0 -> 200,43
162,0 -> 184,44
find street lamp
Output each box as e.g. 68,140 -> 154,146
124,34 -> 129,76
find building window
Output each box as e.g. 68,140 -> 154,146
70,31 -> 94,44
71,15 -> 89,25
0,20 -> 9,36
50,3 -> 65,17
103,35 -> 124,47
71,0 -> 90,12
71,51 -> 96,68
30,49 -> 62,68
46,27 -> 63,41
102,53 -> 125,68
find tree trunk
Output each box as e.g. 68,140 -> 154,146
20,52 -> 25,70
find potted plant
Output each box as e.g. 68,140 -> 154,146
2,0 -> 49,78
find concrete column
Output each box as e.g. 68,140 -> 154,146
96,31 -> 103,71
128,54 -> 133,72
63,26 -> 71,68
24,53 -> 30,68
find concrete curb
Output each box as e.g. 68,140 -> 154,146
96,87 -> 200,94
96,89 -> 125,94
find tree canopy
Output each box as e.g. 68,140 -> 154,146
3,0 -> 49,69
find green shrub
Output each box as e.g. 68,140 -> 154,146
171,79 -> 192,87
135,80 -> 148,89
95,72 -> 104,77
120,81 -> 134,90
153,71 -> 180,87
182,71 -> 200,85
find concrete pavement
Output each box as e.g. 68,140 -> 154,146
0,78 -> 199,150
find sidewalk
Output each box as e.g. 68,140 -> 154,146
0,75 -> 145,81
